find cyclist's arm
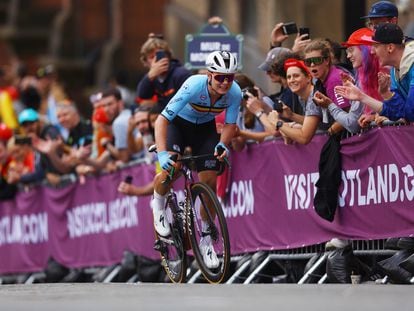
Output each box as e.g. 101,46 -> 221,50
154,115 -> 169,152
220,123 -> 238,146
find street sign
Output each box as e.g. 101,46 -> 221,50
185,22 -> 243,70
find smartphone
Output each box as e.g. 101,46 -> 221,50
155,50 -> 166,61
15,135 -> 32,145
124,175 -> 133,184
282,22 -> 298,35
299,27 -> 310,40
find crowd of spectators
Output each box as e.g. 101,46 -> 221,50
1,1 -> 414,257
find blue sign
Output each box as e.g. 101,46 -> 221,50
185,23 -> 243,70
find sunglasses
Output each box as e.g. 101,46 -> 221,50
213,74 -> 235,83
304,56 -> 327,66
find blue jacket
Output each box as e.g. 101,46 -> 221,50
136,59 -> 192,109
381,41 -> 414,121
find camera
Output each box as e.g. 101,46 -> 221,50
155,50 -> 166,61
299,27 -> 310,40
273,99 -> 284,113
15,135 -> 32,145
241,87 -> 258,100
282,22 -> 298,35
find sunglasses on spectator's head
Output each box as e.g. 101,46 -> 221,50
213,74 -> 235,83
304,56 -> 327,66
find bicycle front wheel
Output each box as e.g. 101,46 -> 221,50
187,182 -> 230,283
155,196 -> 187,283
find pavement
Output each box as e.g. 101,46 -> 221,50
0,283 -> 413,311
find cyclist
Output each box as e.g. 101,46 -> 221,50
151,50 -> 241,269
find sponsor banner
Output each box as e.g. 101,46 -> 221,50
0,164 -> 158,274
1,126 -> 414,273
225,126 -> 414,254
0,187 -> 49,274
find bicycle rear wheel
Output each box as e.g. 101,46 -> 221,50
187,182 -> 230,283
154,196 -> 187,283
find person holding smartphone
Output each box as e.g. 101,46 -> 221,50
136,34 -> 192,110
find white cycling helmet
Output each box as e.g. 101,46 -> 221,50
206,51 -> 238,74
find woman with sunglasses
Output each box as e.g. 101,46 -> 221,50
150,50 -> 241,269
303,39 -> 351,125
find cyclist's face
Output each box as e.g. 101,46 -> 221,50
209,72 -> 234,94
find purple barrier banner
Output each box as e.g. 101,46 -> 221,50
0,187 -> 49,274
1,126 -> 414,274
224,126 -> 414,254
0,164 -> 158,274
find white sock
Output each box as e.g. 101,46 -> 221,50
152,191 -> 167,212
202,220 -> 210,233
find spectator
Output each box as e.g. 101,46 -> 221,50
136,34 -> 192,110
5,135 -> 35,185
231,73 -> 274,148
258,47 -> 300,113
303,39 -> 351,134
118,105 -> 160,197
101,87 -> 131,163
362,1 -> 399,30
0,123 -> 16,200
127,105 -> 154,161
80,88 -> 131,173
266,59 -> 329,144
18,108 -> 67,184
335,23 -> 414,121
313,27 -> 385,133
56,101 -> 93,148
36,65 -> 69,139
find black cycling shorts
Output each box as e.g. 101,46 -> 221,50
166,116 -> 221,172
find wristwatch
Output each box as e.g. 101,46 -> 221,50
255,110 -> 264,119
276,120 -> 284,130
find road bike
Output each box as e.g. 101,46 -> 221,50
150,146 -> 231,284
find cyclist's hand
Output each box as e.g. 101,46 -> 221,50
214,142 -> 229,161
158,151 -> 174,170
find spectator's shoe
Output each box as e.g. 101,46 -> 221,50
151,202 -> 171,237
200,237 -> 219,269
325,238 -> 351,251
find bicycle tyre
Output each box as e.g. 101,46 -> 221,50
187,182 -> 230,283
156,195 -> 187,283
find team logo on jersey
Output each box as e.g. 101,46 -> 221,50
165,106 -> 174,116
200,95 -> 207,100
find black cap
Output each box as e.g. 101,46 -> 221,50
370,23 -> 404,44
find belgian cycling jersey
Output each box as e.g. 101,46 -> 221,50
161,74 -> 242,124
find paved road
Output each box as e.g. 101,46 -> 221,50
0,283 -> 413,311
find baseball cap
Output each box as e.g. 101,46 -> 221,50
361,1 -> 398,19
342,28 -> 374,47
284,58 -> 311,75
368,23 -> 404,44
258,47 -> 291,71
18,108 -> 39,124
